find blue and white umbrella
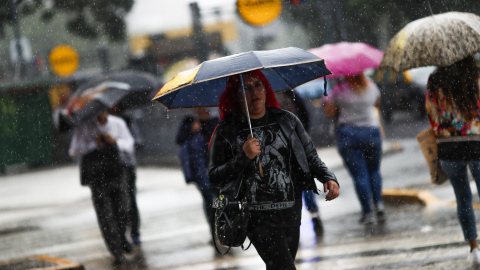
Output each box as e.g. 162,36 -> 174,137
153,47 -> 332,109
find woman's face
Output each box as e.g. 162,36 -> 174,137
237,75 -> 267,119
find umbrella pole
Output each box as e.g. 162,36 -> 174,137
240,75 -> 264,177
239,75 -> 254,138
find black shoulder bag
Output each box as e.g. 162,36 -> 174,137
213,194 -> 251,255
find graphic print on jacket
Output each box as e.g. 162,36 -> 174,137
236,116 -> 294,211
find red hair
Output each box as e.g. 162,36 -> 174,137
218,69 -> 279,120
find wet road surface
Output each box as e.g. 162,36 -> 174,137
2,115 -> 480,269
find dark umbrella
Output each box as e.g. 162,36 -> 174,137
60,70 -> 161,131
153,47 -> 331,136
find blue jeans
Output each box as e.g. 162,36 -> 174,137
337,125 -> 383,214
303,190 -> 319,213
440,159 -> 480,241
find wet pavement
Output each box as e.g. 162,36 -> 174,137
2,138 -> 480,269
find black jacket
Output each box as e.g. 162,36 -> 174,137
208,107 -> 338,199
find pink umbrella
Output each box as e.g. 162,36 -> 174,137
308,42 -> 384,78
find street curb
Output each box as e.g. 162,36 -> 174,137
0,255 -> 84,270
379,142 -> 445,207
382,188 -> 480,210
383,141 -> 404,156
382,188 -> 439,205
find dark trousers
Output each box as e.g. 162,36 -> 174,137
90,181 -> 130,259
125,165 -> 141,237
248,224 -> 300,270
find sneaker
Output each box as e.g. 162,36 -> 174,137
468,248 -> 480,265
376,202 -> 385,220
312,217 -> 324,236
359,212 -> 375,224
131,235 -> 141,246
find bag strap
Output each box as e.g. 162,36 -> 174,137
240,198 -> 251,251
241,239 -> 252,250
213,235 -> 232,255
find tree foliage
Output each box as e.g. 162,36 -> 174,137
0,0 -> 134,41
282,0 -> 480,48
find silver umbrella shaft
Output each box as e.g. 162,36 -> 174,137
239,75 -> 254,138
239,74 -> 264,176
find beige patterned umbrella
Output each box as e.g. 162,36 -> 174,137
379,11 -> 480,73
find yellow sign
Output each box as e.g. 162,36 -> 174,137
48,45 -> 79,77
237,0 -> 282,26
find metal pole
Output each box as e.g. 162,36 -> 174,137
189,2 -> 208,62
9,0 -> 25,79
332,0 -> 347,40
97,46 -> 111,73
318,0 -> 334,43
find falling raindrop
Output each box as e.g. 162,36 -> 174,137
420,225 -> 433,233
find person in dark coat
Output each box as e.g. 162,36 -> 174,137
115,109 -> 143,246
208,70 -> 339,269
176,107 -> 219,245
69,111 -> 135,265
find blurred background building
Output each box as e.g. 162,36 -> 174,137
0,0 -> 479,172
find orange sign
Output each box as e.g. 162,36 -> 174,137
48,45 -> 79,77
237,0 -> 282,26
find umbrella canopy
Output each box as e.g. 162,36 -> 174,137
61,70 -> 161,129
153,47 -> 331,109
380,11 -> 480,73
308,42 -> 384,78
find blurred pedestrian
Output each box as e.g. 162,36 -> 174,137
69,111 -> 135,265
323,73 -> 384,224
208,70 -> 339,269
112,108 -> 143,246
277,90 -> 323,235
176,107 -> 219,246
426,55 -> 480,264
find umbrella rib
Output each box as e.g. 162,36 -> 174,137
193,59 -> 328,84
154,85 -> 185,108
153,99 -> 218,110
268,62 -> 332,91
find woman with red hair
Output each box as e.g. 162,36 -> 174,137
209,70 -> 340,269
218,69 -> 280,120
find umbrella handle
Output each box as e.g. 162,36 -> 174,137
323,76 -> 328,96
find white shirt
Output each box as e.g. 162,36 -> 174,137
328,79 -> 381,127
69,115 -> 135,165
